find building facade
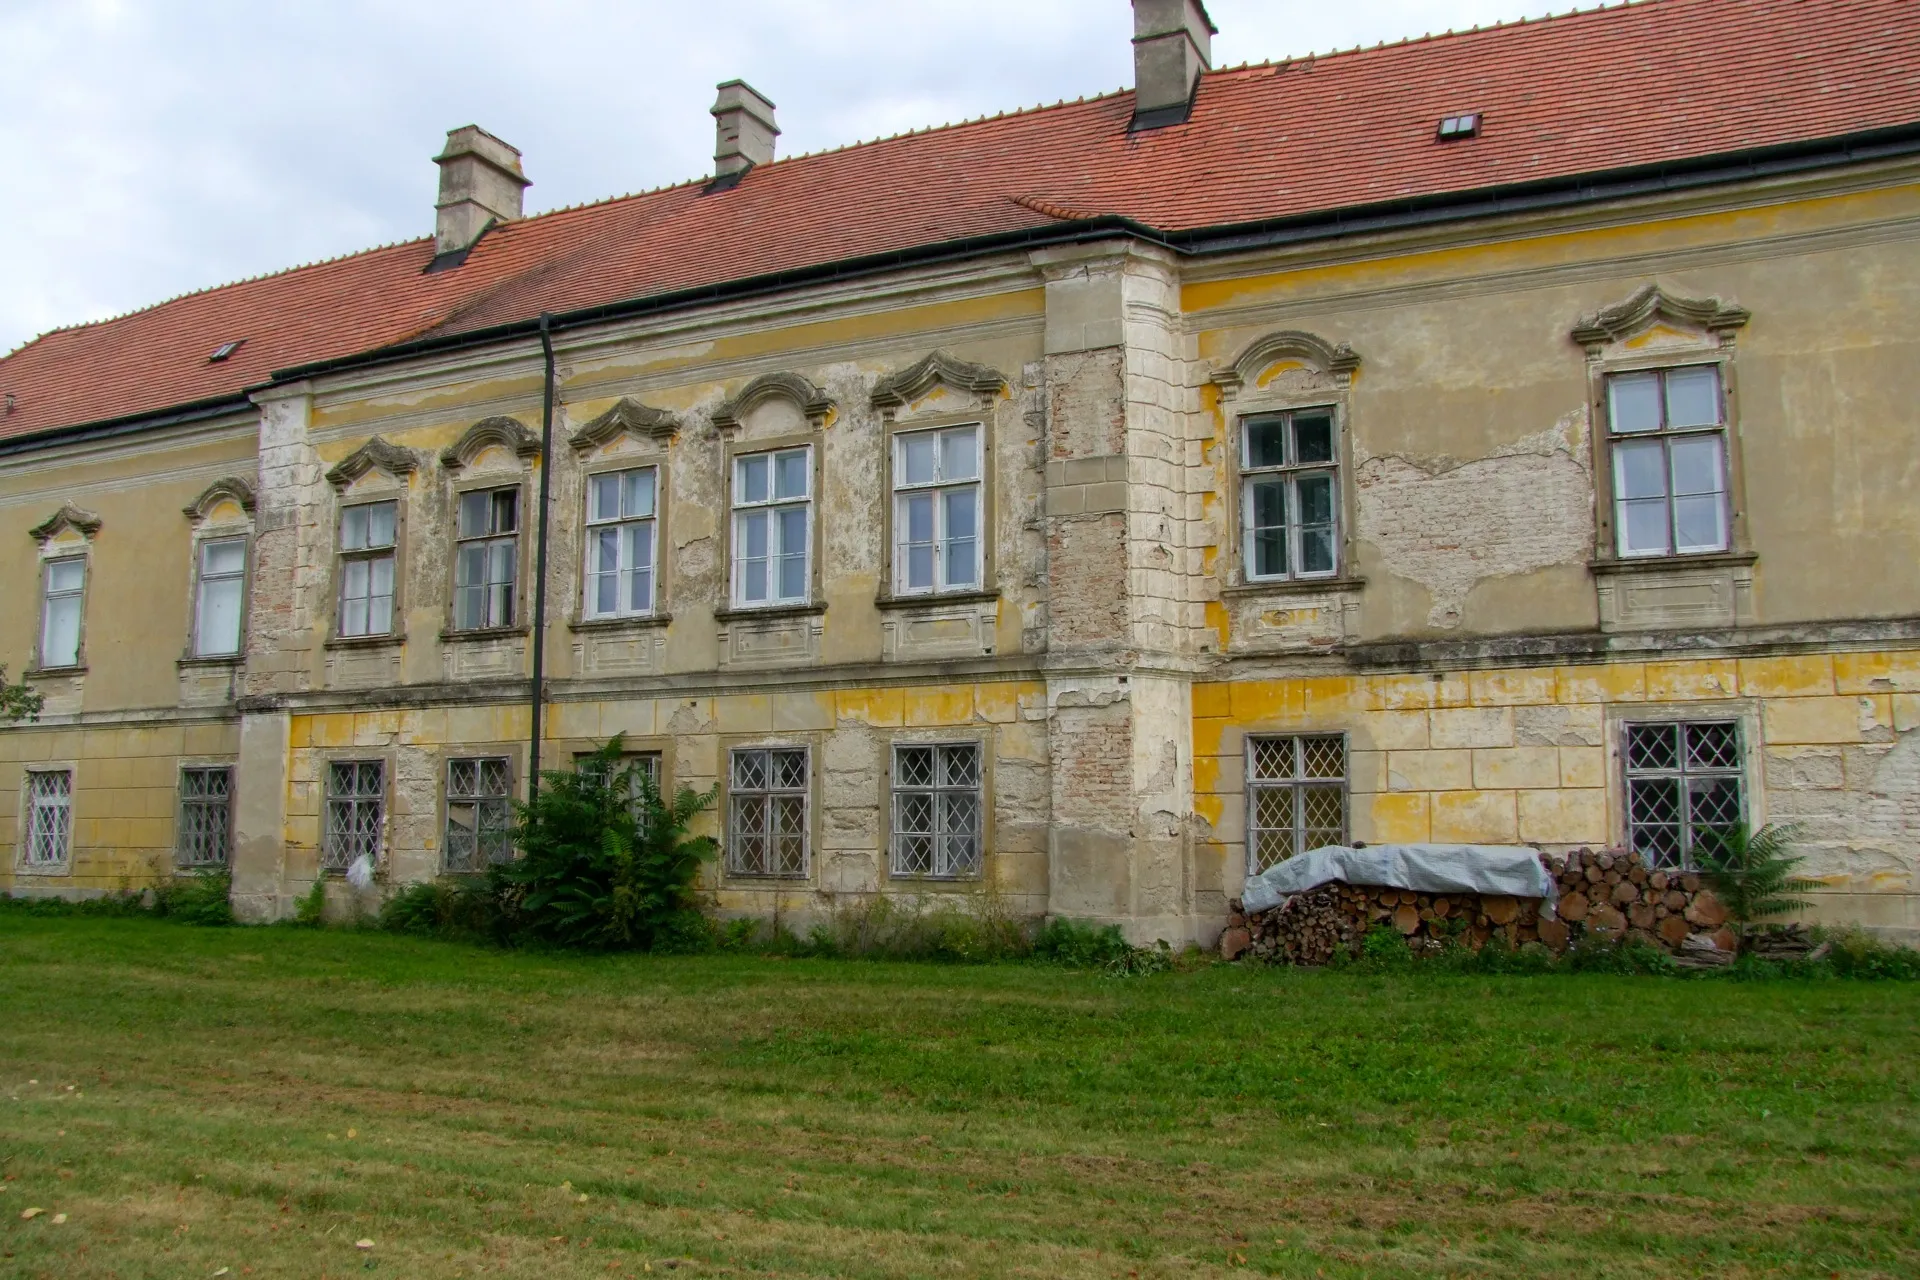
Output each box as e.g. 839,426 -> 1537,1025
4,0 -> 1919,941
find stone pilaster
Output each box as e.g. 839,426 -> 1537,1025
230,708 -> 290,922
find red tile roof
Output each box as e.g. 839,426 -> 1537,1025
4,0 -> 1918,443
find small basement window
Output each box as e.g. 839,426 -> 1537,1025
1437,113 -> 1480,139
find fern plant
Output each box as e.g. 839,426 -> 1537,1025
1691,822 -> 1820,940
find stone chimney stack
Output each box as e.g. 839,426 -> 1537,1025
711,80 -> 779,179
1131,0 -> 1215,129
433,126 -> 530,257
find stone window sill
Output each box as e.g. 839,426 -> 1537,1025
178,654 -> 244,669
1218,576 -> 1365,599
25,665 -> 86,678
569,612 -> 672,633
439,625 -> 531,644
324,633 -> 404,651
12,863 -> 71,877
713,602 -> 827,624
1588,551 -> 1758,575
874,588 -> 999,611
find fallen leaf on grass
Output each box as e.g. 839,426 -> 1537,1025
52,1214 -> 67,1225
21,1208 -> 44,1220
355,1239 -> 375,1250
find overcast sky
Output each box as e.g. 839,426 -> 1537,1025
0,0 -> 1569,355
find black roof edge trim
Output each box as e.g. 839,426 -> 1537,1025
0,393 -> 254,458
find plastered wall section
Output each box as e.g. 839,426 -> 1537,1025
1194,649 -> 1920,933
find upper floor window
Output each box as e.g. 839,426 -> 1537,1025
337,501 -> 397,638
454,488 -> 518,630
1241,409 -> 1338,581
584,468 -> 657,619
731,447 -> 810,607
192,537 -> 248,658
1606,365 -> 1729,558
892,425 -> 980,595
39,558 -> 85,669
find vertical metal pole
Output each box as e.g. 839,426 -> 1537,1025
529,313 -> 557,797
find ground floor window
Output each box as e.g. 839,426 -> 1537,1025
23,770 -> 73,868
177,766 -> 233,868
324,760 -> 385,873
1246,735 -> 1346,875
445,757 -> 513,872
890,742 -> 982,879
1624,720 -> 1743,870
728,747 -> 808,878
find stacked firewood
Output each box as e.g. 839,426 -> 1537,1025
1220,846 -> 1742,964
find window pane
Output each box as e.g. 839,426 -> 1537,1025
370,554 -> 394,598
342,559 -> 369,600
1664,366 -> 1721,428
737,510 -> 768,602
1627,722 -> 1679,771
1249,477 -> 1287,578
774,450 -> 809,500
340,505 -> 367,550
901,492 -> 934,590
42,595 -> 81,667
47,559 -> 84,592
941,428 -> 980,481
900,433 -> 936,485
737,454 -> 768,504
1669,435 -> 1725,497
624,469 -> 655,519
1619,499 -> 1671,556
592,526 -> 620,575
457,543 -> 485,591
1608,372 -> 1662,433
1245,418 -> 1287,468
590,474 -> 620,523
1299,527 -> 1335,575
626,524 -> 654,611
367,502 -> 396,547
904,492 -> 933,543
1614,438 -> 1669,499
459,490 -> 489,538
1296,473 -> 1335,525
203,539 -> 247,576
943,490 -> 979,587
777,505 -> 808,560
487,539 -> 516,589
777,550 -> 807,602
491,489 -> 517,534
1672,495 -> 1726,554
196,576 -> 244,656
1292,414 -> 1334,464
367,589 -> 393,636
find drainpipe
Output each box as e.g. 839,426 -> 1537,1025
528,313 -> 557,797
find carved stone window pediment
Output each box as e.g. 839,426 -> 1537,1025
1211,330 -> 1361,401
1571,284 -> 1751,354
711,372 -> 833,435
569,398 -> 678,453
440,416 -> 540,470
326,436 -> 421,491
28,503 -> 103,545
870,352 -> 1008,420
182,477 -> 257,524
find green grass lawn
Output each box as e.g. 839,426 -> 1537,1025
1,917 -> 1916,1279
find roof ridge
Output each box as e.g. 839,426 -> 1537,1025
1258,0 -> 1651,69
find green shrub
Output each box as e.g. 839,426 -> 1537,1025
291,877 -> 328,928
1823,927 -> 1920,980
0,890 -> 148,918
1692,822 -> 1819,942
376,878 -> 495,941
152,869 -> 234,927
1033,918 -> 1134,968
800,891 -> 1032,963
1361,924 -> 1412,968
492,735 -> 718,951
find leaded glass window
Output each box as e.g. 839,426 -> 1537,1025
23,770 -> 72,868
1624,720 -> 1743,870
1246,735 -> 1346,875
323,760 -> 384,873
890,742 -> 982,878
445,757 -> 513,872
177,766 -> 233,868
727,747 -> 809,877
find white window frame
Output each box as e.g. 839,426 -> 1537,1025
727,746 -> 810,878
38,556 -> 86,670
445,756 -> 514,872
323,759 -> 385,873
1239,408 -> 1341,582
891,424 -> 982,596
1605,364 -> 1731,559
177,765 -> 234,868
452,486 -> 520,631
191,536 -> 249,658
336,501 -> 398,639
22,769 -> 73,869
889,741 -> 984,879
1245,734 -> 1347,876
1623,720 -> 1745,871
729,447 -> 812,608
582,466 -> 659,620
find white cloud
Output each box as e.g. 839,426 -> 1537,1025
0,0 -> 1565,353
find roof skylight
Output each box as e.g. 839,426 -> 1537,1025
207,340 -> 244,363
1437,113 -> 1481,139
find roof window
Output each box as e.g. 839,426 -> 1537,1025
207,340 -> 244,363
1437,113 -> 1481,140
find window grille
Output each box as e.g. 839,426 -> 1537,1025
1624,721 -> 1743,870
583,468 -> 658,619
891,742 -> 982,878
1241,409 -> 1339,581
731,448 -> 811,607
323,760 -> 384,872
177,766 -> 233,868
728,747 -> 809,877
337,501 -> 397,637
1606,365 -> 1730,557
23,770 -> 73,868
1246,735 -> 1346,875
453,488 -> 519,630
892,425 -> 981,595
445,757 -> 513,872
193,537 -> 248,657
39,557 -> 85,668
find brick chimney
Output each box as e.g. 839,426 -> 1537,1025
711,81 -> 779,180
432,125 -> 530,257
1131,0 -> 1215,129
